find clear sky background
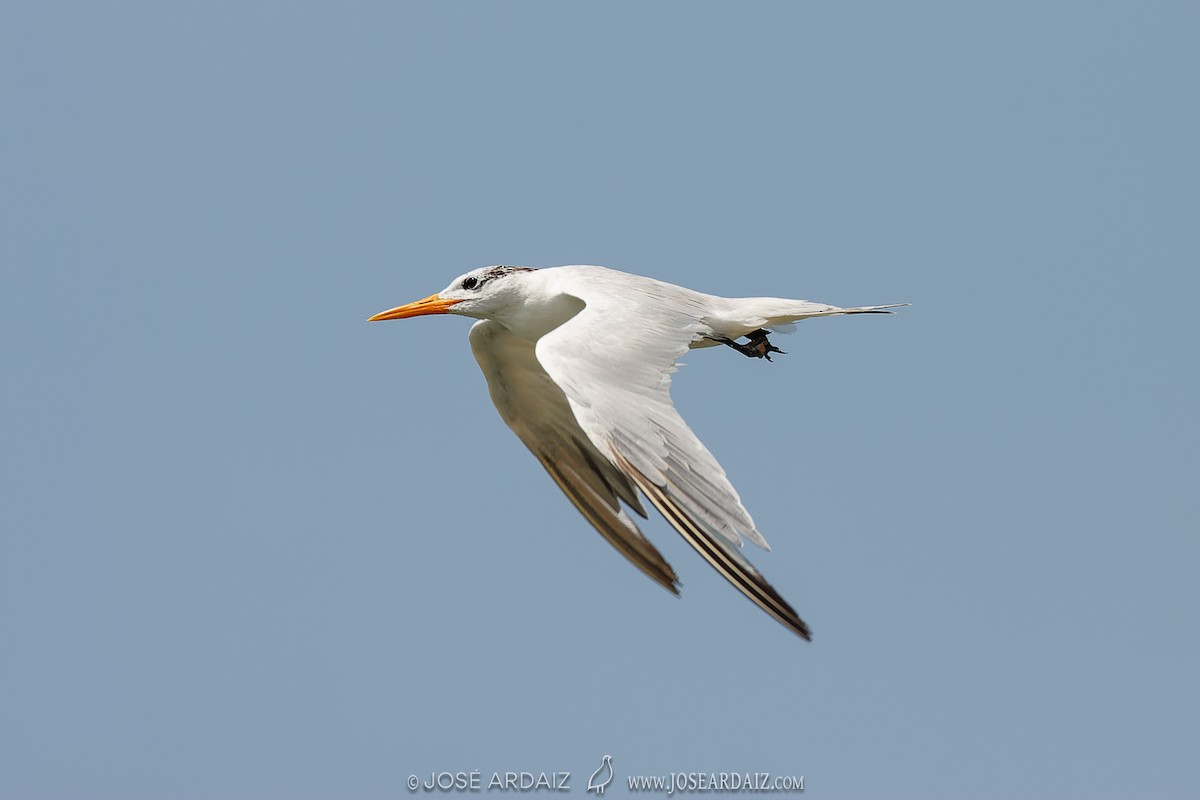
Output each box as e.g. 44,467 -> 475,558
3,2 -> 1197,798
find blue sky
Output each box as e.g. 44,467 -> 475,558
3,2 -> 1197,798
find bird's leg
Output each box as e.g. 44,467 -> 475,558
720,328 -> 786,361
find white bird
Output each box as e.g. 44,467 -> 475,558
369,265 -> 904,639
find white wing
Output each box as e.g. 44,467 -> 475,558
468,320 -> 680,594
531,273 -> 810,639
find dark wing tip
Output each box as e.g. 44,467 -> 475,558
611,450 -> 812,641
535,453 -> 680,595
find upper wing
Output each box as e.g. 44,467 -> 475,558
532,274 -> 811,639
468,319 -> 680,594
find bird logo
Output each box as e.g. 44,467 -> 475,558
587,754 -> 614,795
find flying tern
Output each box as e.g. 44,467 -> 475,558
369,265 -> 904,639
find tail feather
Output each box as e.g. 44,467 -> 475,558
704,298 -> 908,343
762,302 -> 908,331
837,303 -> 909,315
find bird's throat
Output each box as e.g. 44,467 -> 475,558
494,292 -> 586,342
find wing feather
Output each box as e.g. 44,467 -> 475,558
468,320 -> 679,593
532,269 -> 808,637
534,271 -> 767,550
611,450 -> 811,639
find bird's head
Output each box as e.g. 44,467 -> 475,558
368,266 -> 536,322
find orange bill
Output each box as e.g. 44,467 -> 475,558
367,294 -> 464,321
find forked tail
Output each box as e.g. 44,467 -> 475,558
761,301 -> 909,329
818,302 -> 908,316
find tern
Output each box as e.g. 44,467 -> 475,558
369,265 -> 904,639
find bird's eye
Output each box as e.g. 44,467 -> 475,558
461,276 -> 480,290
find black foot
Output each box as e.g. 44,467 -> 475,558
720,328 -> 786,361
